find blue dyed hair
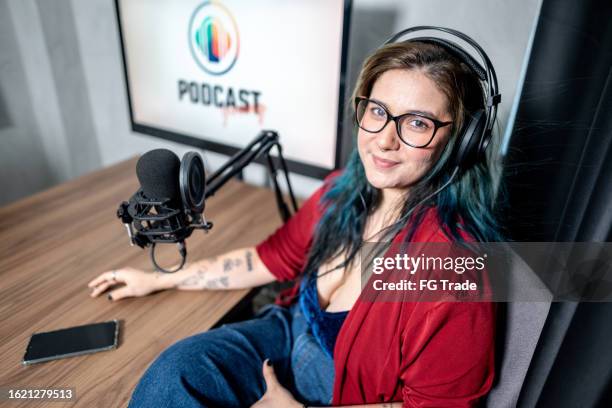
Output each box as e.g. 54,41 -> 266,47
304,41 -> 505,277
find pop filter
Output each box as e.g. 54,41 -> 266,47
180,152 -> 206,214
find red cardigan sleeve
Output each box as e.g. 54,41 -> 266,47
399,301 -> 497,407
255,171 -> 340,282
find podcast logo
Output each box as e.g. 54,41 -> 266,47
188,1 -> 239,75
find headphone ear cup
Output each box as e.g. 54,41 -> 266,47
453,110 -> 486,170
479,130 -> 492,156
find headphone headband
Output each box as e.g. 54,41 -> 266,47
384,26 -> 499,105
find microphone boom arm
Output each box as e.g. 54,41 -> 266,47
205,130 -> 298,222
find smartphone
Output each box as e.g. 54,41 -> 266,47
22,320 -> 119,365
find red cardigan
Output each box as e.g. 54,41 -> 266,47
255,173 -> 496,407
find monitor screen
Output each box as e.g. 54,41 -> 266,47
116,0 -> 351,178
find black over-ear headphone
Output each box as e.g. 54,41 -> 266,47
383,26 -> 501,172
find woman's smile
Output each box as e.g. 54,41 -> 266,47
370,153 -> 400,170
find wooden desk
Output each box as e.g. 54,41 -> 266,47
0,157 -> 284,407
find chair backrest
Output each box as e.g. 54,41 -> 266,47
485,244 -> 553,408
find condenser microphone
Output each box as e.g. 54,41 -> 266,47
116,130 -> 299,273
136,149 -> 182,207
136,150 -> 190,251
118,149 -> 209,273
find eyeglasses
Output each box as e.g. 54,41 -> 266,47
354,96 -> 453,148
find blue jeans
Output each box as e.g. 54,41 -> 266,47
128,303 -> 334,407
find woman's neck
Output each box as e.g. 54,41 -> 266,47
363,188 -> 407,240
378,188 -> 406,217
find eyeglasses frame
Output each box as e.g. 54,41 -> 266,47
354,96 -> 453,148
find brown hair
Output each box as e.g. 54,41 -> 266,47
351,41 -> 485,140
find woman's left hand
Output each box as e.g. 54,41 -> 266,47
250,360 -> 303,408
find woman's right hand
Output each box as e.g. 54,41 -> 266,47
88,267 -> 167,301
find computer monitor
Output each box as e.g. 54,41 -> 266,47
115,0 -> 352,178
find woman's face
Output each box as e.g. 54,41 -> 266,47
357,69 -> 453,194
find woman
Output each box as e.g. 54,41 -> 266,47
89,37 -> 503,407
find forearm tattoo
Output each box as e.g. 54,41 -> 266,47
177,267 -> 208,288
203,276 -> 229,289
223,257 -> 242,272
221,250 -> 253,273
177,250 -> 253,289
245,250 -> 253,272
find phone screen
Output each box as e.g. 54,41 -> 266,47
23,320 -> 118,365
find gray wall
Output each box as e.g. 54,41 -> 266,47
1,0 -> 56,203
0,0 -> 541,207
